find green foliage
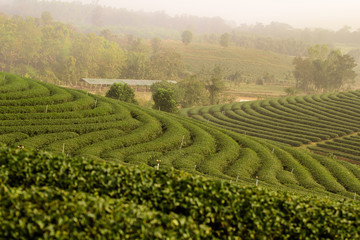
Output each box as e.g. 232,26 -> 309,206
181,30 -> 193,45
178,75 -> 208,107
219,32 -> 230,47
105,82 -> 137,104
183,85 -> 360,165
121,51 -> 150,79
149,48 -> 184,80
226,70 -> 243,84
152,88 -> 178,113
0,13 -> 185,85
2,145 -> 360,239
284,87 -> 297,96
150,80 -> 178,94
293,46 -> 357,93
3,73 -> 360,201
205,66 -> 225,105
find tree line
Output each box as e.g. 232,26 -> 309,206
0,12 -> 184,85
3,0 -> 360,57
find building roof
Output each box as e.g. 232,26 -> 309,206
81,78 -> 177,86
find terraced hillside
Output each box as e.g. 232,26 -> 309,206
2,72 -> 360,198
163,41 -> 294,83
180,92 -> 360,163
2,146 -> 360,239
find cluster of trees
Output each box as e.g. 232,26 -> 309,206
181,30 -> 193,45
293,45 -> 357,93
0,12 -> 184,85
104,64 -> 226,112
104,70 -> 224,112
4,0 -> 360,60
148,66 -> 225,112
255,72 -> 276,85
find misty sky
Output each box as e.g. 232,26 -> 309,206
56,0 -> 359,31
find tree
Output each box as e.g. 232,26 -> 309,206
149,48 -> 184,80
150,81 -> 182,104
105,82 -> 137,104
292,56 -> 315,92
205,66 -> 225,105
152,88 -> 178,113
41,12 -> 53,25
227,71 -> 243,85
121,52 -> 150,79
326,50 -> 357,91
284,87 -> 297,96
293,46 -> 357,93
178,75 -> 207,107
262,72 -> 275,84
219,33 -> 230,47
308,44 -> 329,60
181,30 -> 193,45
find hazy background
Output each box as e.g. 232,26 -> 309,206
53,0 -> 360,31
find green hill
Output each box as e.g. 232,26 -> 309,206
2,72 -> 360,200
163,41 -> 295,84
2,145 -> 360,239
180,91 -> 360,164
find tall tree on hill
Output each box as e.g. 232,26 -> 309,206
293,57 -> 315,92
219,33 -> 230,47
150,81 -> 182,104
182,30 -> 193,45
178,75 -> 207,107
150,48 -> 184,80
152,88 -> 178,113
105,82 -> 137,104
293,45 -> 357,93
308,44 -> 329,60
206,66 -> 225,105
121,52 -> 150,79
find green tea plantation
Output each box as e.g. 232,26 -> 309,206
1,145 -> 360,239
2,72 -> 360,238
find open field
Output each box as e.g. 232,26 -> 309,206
2,72 -> 360,200
163,40 -> 295,84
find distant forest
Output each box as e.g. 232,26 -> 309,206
2,0 -> 360,47
0,11 -> 185,85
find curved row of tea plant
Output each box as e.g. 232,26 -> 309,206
309,133 -> 360,163
180,91 -> 360,162
2,72 -> 360,198
1,145 -> 360,239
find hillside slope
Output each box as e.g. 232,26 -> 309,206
1,72 -> 360,198
163,41 -> 295,83
2,145 -> 360,239
180,91 -> 360,163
